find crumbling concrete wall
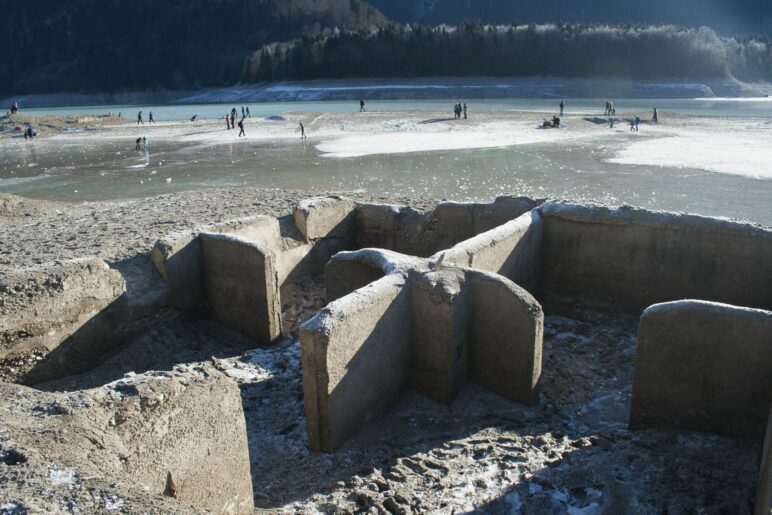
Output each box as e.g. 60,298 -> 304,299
0,258 -> 126,383
434,210 -> 543,296
303,247 -> 544,451
0,366 -> 254,514
293,196 -> 356,241
150,216 -> 280,310
410,269 -> 470,404
200,232 -> 281,344
301,274 -> 412,452
355,196 -> 538,258
540,202 -> 772,313
629,301 -> 772,439
467,270 -> 543,405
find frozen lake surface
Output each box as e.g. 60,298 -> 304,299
1,99 -> 771,226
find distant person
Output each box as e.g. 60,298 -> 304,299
609,101 -> 614,116
225,114 -> 231,129
241,106 -> 246,118
246,106 -> 251,118
10,101 -> 18,115
190,114 -> 198,122
135,137 -> 142,151
137,111 -> 143,125
238,118 -> 245,137
652,107 -> 659,123
463,103 -> 468,120
149,111 -> 155,123
609,116 -> 614,129
634,116 -> 641,131
560,100 -> 564,116
230,108 -> 236,129
118,112 -> 122,118
142,136 -> 149,151
630,119 -> 636,131
360,98 -> 366,112
604,101 -> 610,116
300,122 -> 306,139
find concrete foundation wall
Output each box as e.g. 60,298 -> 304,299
200,233 -> 281,345
630,301 -> 772,439
410,269 -> 469,404
301,274 -> 411,452
434,211 -> 543,296
294,196 -> 356,241
467,271 -> 543,405
540,202 -> 772,313
355,196 -> 538,258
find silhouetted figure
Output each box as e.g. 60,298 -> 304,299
652,107 -> 659,123
142,136 -> 149,151
135,137 -> 142,150
360,99 -> 366,112
137,111 -> 143,125
238,118 -> 245,137
190,114 -> 198,122
149,111 -> 155,123
560,100 -> 564,116
225,114 -> 231,129
230,108 -> 236,130
246,106 -> 251,118
463,103 -> 468,120
241,106 -> 246,118
10,101 -> 18,114
300,122 -> 306,139
634,116 -> 641,131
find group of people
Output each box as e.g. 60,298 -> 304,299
453,102 -> 468,120
134,136 -> 148,151
23,126 -> 35,140
604,101 -> 616,116
225,106 -> 248,137
137,111 -> 155,124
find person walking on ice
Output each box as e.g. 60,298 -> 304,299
137,111 -> 143,125
238,118 -> 245,137
652,107 -> 659,123
560,100 -> 564,116
300,122 -> 307,139
149,111 -> 155,123
360,98 -> 366,112
463,103 -> 468,120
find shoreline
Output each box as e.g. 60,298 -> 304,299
3,76 -> 772,108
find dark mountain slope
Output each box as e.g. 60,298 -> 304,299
0,0 -> 386,94
367,0 -> 772,36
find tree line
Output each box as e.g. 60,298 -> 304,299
0,0 -> 385,94
245,22 -> 772,82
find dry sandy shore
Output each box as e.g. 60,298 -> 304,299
0,187 -> 764,514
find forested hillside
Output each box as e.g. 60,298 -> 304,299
245,23 -> 772,82
0,0 -> 385,94
367,0 -> 772,36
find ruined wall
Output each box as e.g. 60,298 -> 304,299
0,367 -> 254,514
355,196 -> 538,258
540,202 -> 772,313
467,270 -> 543,405
200,233 -> 282,344
0,258 -> 127,383
301,274 -> 412,452
629,301 -> 772,439
434,210 -> 543,296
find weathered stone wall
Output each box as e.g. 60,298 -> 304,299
200,233 -> 281,345
467,270 -> 543,406
434,210 -> 543,296
629,301 -> 772,439
540,202 -> 772,313
355,196 -> 538,258
0,258 -> 127,383
301,274 -> 412,452
0,367 -> 254,514
409,269 -> 470,404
